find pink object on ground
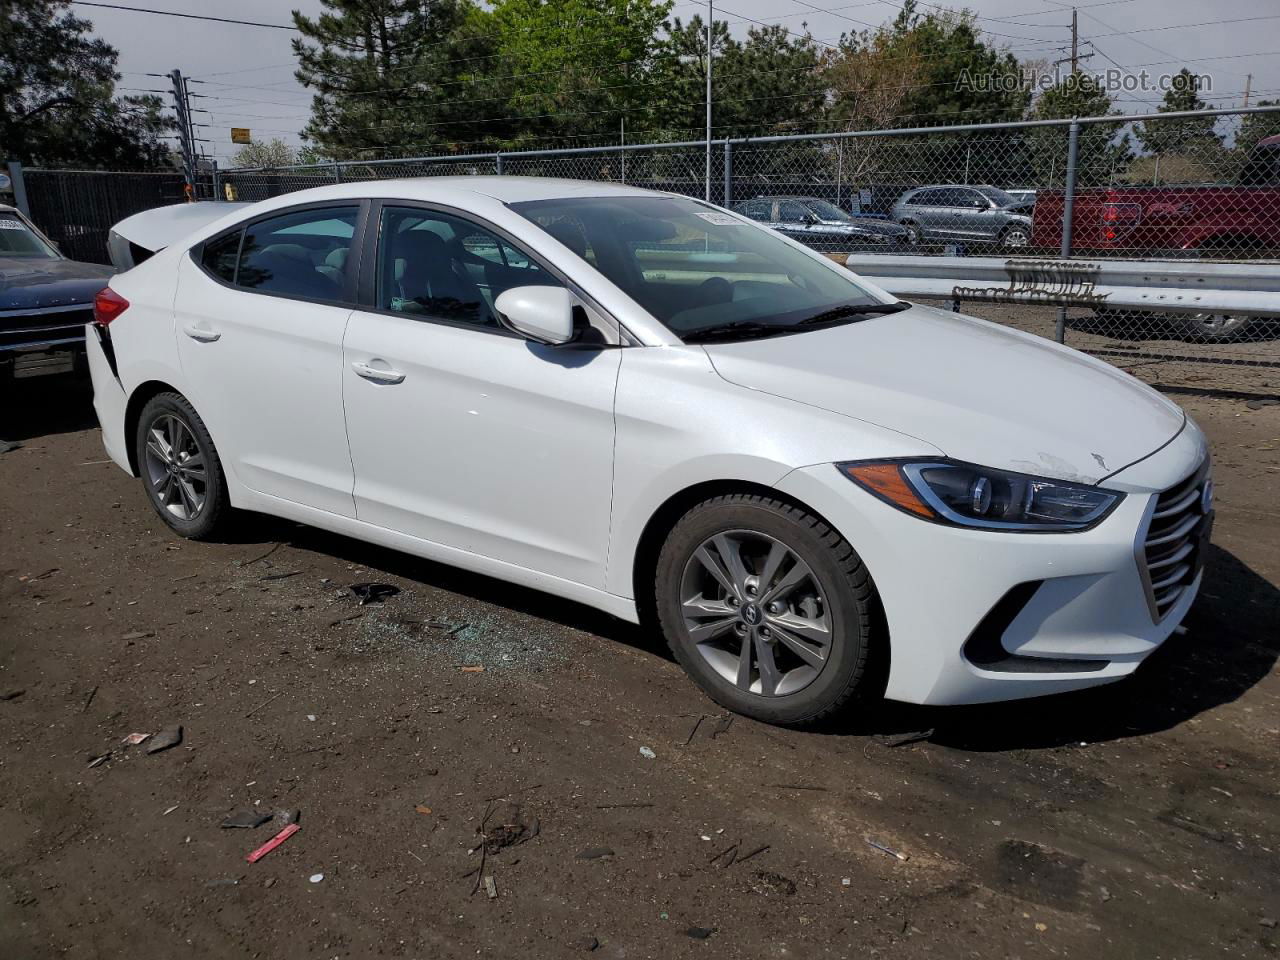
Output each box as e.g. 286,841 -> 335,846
245,823 -> 300,863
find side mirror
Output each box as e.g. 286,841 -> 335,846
494,285 -> 575,345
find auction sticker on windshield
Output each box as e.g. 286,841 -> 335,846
694,212 -> 742,226
0,219 -> 26,230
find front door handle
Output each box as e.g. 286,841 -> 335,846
351,360 -> 405,384
182,323 -> 220,342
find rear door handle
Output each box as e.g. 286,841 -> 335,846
351,360 -> 405,384
182,323 -> 220,342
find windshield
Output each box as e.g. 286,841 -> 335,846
510,195 -> 889,340
805,199 -> 853,221
975,186 -> 1016,207
0,213 -> 59,259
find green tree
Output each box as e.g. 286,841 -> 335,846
0,0 -> 172,168
649,17 -> 824,141
231,138 -> 297,168
1236,100 -> 1280,153
822,2 -> 1031,187
293,0 -> 498,159
1136,69 -> 1222,155
487,0 -> 672,146
1026,73 -> 1132,187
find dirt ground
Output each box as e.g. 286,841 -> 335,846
1,374 -> 1278,960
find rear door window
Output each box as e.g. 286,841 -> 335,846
235,206 -> 359,302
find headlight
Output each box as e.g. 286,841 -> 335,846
838,459 -> 1123,531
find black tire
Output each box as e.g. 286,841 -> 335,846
654,494 -> 882,727
900,220 -> 922,245
134,392 -> 232,540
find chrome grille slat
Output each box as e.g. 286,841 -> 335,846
1145,513 -> 1199,548
1140,459 -> 1210,621
1147,540 -> 1194,573
1150,563 -> 1192,592
1151,487 -> 1199,520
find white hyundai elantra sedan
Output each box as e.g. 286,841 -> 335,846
87,178 -> 1212,725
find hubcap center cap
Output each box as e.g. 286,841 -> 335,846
741,602 -> 763,626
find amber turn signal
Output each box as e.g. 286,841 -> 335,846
839,463 -> 936,519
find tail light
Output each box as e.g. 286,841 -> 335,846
93,287 -> 129,327
1100,202 -> 1141,242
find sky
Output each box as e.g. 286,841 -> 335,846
82,0 -> 1280,164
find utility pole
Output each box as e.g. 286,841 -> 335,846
169,69 -> 195,192
1243,73 -> 1253,108
1071,8 -> 1078,74
705,0 -> 713,201
1053,11 -> 1090,78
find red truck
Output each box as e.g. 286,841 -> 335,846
1031,134 -> 1280,257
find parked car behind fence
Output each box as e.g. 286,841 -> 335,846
732,196 -> 909,251
891,185 -> 1034,249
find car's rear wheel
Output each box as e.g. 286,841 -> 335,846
901,220 -> 922,245
655,494 -> 882,726
135,392 -> 231,540
1176,311 -> 1254,342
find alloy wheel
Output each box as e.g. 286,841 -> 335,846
142,413 -> 208,521
679,530 -> 832,697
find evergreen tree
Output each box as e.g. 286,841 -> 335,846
1136,69 -> 1222,155
293,0 -> 499,159
1,0 -> 172,168
1027,73 -> 1131,188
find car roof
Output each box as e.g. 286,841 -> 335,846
252,176 -> 670,206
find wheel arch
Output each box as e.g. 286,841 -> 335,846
123,379 -> 183,477
629,479 -> 887,640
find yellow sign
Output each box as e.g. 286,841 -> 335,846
231,128 -> 251,144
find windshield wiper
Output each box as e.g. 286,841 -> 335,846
681,320 -> 799,344
682,301 -> 910,344
795,301 -> 910,326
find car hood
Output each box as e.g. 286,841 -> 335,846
701,302 -> 1185,485
0,257 -> 114,311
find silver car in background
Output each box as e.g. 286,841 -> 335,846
732,196 -> 909,251
891,185 -> 1034,249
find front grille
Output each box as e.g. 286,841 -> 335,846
1141,461 -> 1211,621
0,307 -> 93,352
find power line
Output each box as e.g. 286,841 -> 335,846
70,1 -> 298,30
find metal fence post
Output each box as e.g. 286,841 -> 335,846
210,160 -> 221,201
495,153 -> 504,176
332,162 -> 343,184
8,160 -> 30,217
723,140 -> 733,207
1055,120 -> 1081,344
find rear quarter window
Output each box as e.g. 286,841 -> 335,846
201,231 -> 241,283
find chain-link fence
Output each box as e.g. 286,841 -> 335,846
212,106 -> 1280,392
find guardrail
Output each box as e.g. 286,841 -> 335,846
842,255 -> 1280,320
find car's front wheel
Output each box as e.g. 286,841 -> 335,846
135,392 -> 231,540
655,494 -> 882,726
900,220 -> 922,245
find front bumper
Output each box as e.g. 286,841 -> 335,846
775,426 -> 1211,705
0,304 -> 92,380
